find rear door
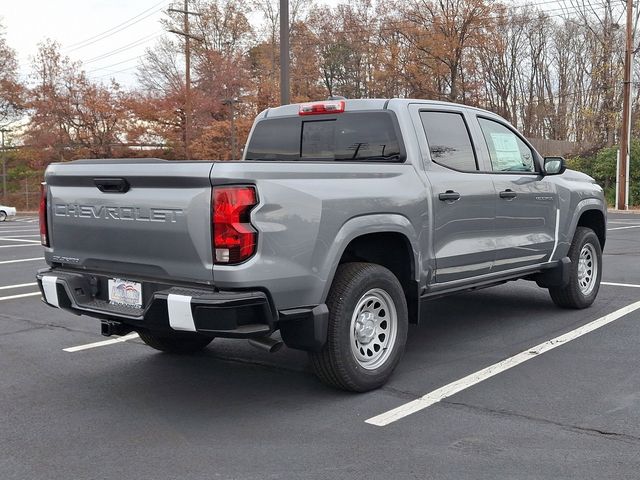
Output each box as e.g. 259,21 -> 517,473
471,116 -> 558,270
45,160 -> 215,285
410,105 -> 496,284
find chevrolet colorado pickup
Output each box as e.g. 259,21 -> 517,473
36,98 -> 606,391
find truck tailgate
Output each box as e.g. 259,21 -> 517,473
45,160 -> 215,285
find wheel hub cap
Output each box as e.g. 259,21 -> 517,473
577,243 -> 598,295
355,312 -> 376,344
349,288 -> 398,370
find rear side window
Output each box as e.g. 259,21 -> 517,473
419,111 -> 477,171
245,112 -> 403,162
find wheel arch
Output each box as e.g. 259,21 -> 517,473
575,207 -> 606,249
323,215 -> 421,324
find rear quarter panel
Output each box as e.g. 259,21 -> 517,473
211,161 -> 428,310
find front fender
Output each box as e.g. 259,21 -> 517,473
558,198 -> 606,258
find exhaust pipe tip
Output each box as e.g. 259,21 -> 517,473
248,336 -> 284,353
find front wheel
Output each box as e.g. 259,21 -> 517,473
549,226 -> 602,309
310,262 -> 408,392
138,331 -> 213,354
0,211 -> 6,222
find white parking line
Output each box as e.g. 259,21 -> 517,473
608,225 -> 640,231
63,333 -> 140,352
0,244 -> 42,249
0,237 -> 40,243
11,218 -> 37,223
0,229 -> 39,234
0,257 -> 44,265
366,300 -> 640,427
602,281 -> 640,288
0,292 -> 41,302
0,235 -> 40,238
0,282 -> 38,290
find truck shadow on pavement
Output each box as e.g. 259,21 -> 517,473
77,280 -> 621,415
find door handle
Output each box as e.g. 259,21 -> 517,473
499,189 -> 517,199
438,190 -> 461,201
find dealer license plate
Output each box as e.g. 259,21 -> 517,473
108,278 -> 143,308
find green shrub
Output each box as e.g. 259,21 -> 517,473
567,140 -> 640,206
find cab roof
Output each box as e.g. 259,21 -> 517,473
260,98 -> 502,120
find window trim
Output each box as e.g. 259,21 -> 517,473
245,110 -> 407,163
418,109 -> 480,173
476,114 -> 543,175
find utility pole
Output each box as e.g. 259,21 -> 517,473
0,128 -> 9,202
618,0 -> 634,210
169,1 -> 202,159
279,0 -> 290,105
223,98 -> 242,159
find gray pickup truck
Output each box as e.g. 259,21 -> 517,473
37,99 -> 606,391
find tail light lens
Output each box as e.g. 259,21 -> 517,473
39,182 -> 49,247
299,100 -> 345,115
212,186 -> 257,264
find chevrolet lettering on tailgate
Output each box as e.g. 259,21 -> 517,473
54,204 -> 183,223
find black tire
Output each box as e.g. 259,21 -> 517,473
309,262 -> 408,392
138,331 -> 213,354
0,211 -> 6,222
549,226 -> 602,309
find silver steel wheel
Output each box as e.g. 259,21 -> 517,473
577,243 -> 598,295
349,288 -> 398,370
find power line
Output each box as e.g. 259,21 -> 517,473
83,32 -> 163,65
91,65 -> 140,80
65,0 -> 169,52
85,55 -> 144,74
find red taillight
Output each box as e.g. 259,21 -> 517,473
39,182 -> 49,247
212,186 -> 257,264
299,100 -> 345,115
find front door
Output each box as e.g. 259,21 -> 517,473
473,116 -> 558,271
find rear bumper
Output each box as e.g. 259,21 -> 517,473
36,269 -> 275,338
36,268 -> 329,350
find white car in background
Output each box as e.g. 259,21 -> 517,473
0,204 -> 17,221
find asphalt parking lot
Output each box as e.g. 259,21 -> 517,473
1,213 -> 640,479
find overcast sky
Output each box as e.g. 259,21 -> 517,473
0,0 -> 339,86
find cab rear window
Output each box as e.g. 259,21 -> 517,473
245,112 -> 404,162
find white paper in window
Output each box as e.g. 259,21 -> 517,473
490,132 -> 522,170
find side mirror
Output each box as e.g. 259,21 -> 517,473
543,156 -> 566,175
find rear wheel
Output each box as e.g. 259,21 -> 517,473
310,262 -> 408,392
0,211 -> 6,222
138,331 -> 213,354
549,226 -> 602,309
